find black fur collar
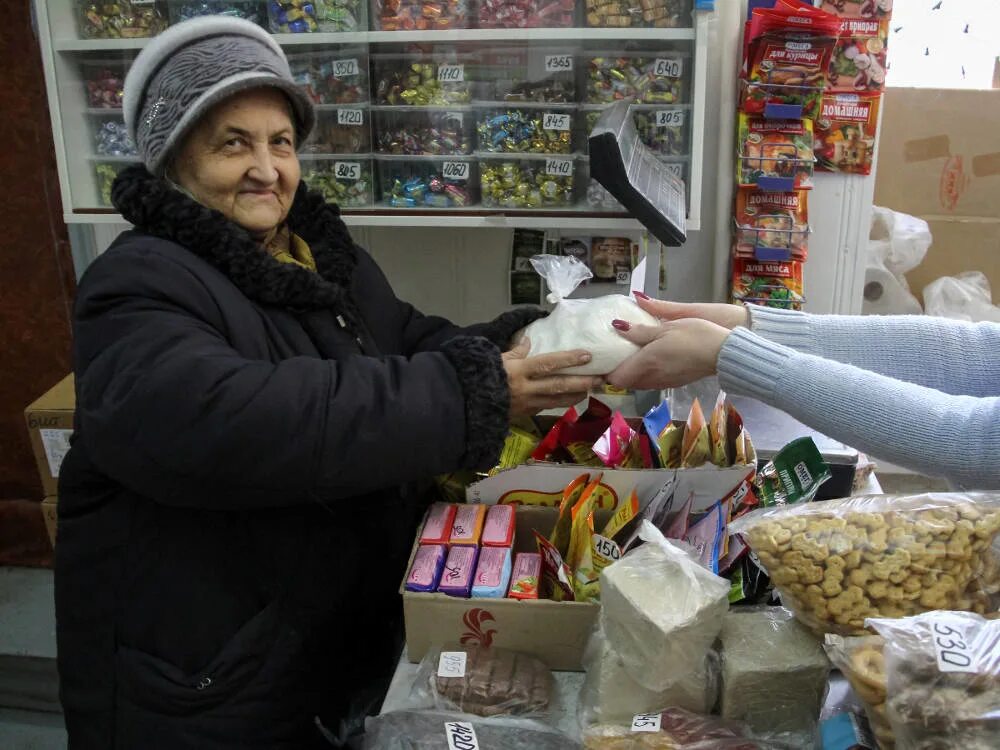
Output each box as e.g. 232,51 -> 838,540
111,165 -> 360,321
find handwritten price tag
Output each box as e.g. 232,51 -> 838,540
437,651 -> 467,678
545,54 -> 574,73
545,157 -> 573,177
932,618 -> 978,673
442,161 -> 470,182
664,162 -> 684,179
337,109 -> 364,126
655,110 -> 685,127
438,64 -> 465,83
445,721 -> 479,750
334,162 -> 361,181
543,113 -> 571,131
593,534 -> 622,562
332,58 -> 359,78
631,713 -> 662,733
654,57 -> 684,78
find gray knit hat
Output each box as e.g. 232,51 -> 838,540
123,17 -> 315,176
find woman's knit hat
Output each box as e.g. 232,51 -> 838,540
123,17 -> 315,176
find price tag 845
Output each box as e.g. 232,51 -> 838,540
543,113 -> 571,131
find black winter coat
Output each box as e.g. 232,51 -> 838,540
56,166 -> 538,749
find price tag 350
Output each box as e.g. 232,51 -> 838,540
545,157 -> 573,177
332,58 -> 359,78
442,161 -> 470,182
654,57 -> 684,78
334,162 -> 361,181
631,713 -> 662,733
543,113 -> 571,131
337,109 -> 364,126
438,64 -> 465,83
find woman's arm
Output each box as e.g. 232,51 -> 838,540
718,328 -> 1000,489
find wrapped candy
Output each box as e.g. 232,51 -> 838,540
479,155 -> 575,209
94,161 -> 134,206
315,0 -> 366,31
83,64 -> 126,109
288,51 -> 368,105
302,109 -> 371,154
475,105 -> 575,155
376,156 -> 477,208
75,1 -> 167,39
585,54 -> 690,105
584,105 -> 690,158
584,0 -> 691,29
373,108 -> 472,155
373,0 -> 469,31
476,0 -> 574,29
372,58 -> 472,107
166,2 -> 267,25
301,159 -> 372,207
474,48 -> 576,103
267,0 -> 319,32
94,120 -> 137,156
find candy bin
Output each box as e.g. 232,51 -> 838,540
474,102 -> 577,154
300,156 -> 373,207
585,52 -> 690,104
371,0 -> 470,31
315,0 -> 367,31
75,1 -> 167,39
92,116 -> 138,157
267,0 -> 319,32
165,1 -> 267,25
288,49 -> 368,105
471,48 -> 575,103
372,107 -> 472,155
476,0 -> 574,29
583,104 -> 690,158
579,156 -> 625,213
478,153 -> 576,209
375,155 -> 478,208
80,58 -> 129,109
92,158 -> 138,207
303,107 -> 371,154
372,55 -> 473,106
584,0 -> 691,28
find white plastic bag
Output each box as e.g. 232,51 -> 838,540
514,255 -> 660,376
862,207 -> 931,315
923,272 -> 1000,323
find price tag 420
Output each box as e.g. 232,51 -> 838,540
437,651 -> 467,678
631,713 -> 662,733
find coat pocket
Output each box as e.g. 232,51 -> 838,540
115,598 -> 282,717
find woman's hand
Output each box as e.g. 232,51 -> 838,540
633,292 -> 749,330
606,317 -> 730,390
502,339 -> 602,418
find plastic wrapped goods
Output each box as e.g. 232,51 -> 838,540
730,493 -> 1000,637
583,707 -> 779,749
514,255 -> 660,376
823,634 -> 895,750
600,521 -> 730,692
719,607 -> 829,741
363,711 -> 579,749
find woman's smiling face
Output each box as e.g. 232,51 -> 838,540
171,88 -> 300,237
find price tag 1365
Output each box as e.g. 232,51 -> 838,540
631,713 -> 662,733
437,651 -> 467,678
442,161 -> 470,182
545,157 -> 573,177
337,108 -> 364,126
655,110 -> 685,127
438,64 -> 465,83
654,57 -> 684,78
334,162 -> 361,181
332,58 -> 359,78
543,113 -> 571,131
932,618 -> 978,673
545,54 -> 574,73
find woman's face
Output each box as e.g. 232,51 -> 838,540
172,88 -> 300,237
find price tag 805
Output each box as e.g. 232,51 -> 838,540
542,113 -> 571,131
545,54 -> 574,73
332,58 -> 359,78
334,162 -> 362,181
437,651 -> 468,678
654,57 -> 684,78
631,713 -> 662,733
337,109 -> 364,126
544,158 -> 573,177
655,110 -> 685,128
437,64 -> 465,83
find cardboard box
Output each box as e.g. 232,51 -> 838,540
24,374 -> 75,497
42,497 -> 58,548
873,88 -> 1000,300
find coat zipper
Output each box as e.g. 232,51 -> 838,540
337,314 -> 365,349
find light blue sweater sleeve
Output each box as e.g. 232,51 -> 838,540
746,306 -> 1000,397
716,327 -> 1000,490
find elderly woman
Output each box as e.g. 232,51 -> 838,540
56,18 -> 597,749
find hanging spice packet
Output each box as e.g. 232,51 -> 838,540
733,187 -> 809,262
731,257 -> 805,310
828,16 -> 889,93
814,93 -> 881,175
755,436 -> 832,506
737,115 -> 816,190
680,398 -> 710,468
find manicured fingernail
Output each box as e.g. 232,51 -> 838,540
633,291 -> 650,300
579,352 -> 592,363
612,319 -> 631,331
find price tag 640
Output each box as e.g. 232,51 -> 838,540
631,713 -> 662,733
655,110 -> 685,127
337,109 -> 364,126
438,64 -> 465,83
437,651 -> 467,678
543,113 -> 571,131
933,619 -> 977,673
334,162 -> 361,181
332,58 -> 359,78
545,157 -> 573,177
545,54 -> 574,73
442,161 -> 470,182
654,57 -> 684,78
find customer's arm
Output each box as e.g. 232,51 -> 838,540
717,328 -> 1000,489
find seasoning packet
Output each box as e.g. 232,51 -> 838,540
549,473 -> 590,558
814,93 -> 881,175
726,400 -> 756,467
566,476 -> 603,602
660,490 -> 694,541
733,187 -> 809,262
534,531 -> 574,602
684,500 -> 728,574
619,479 -> 677,555
755,436 -> 832,507
533,398 -> 613,466
828,16 -> 889,93
737,114 -> 815,190
708,392 -> 729,467
731,257 -> 805,310
488,427 -> 541,476
680,398 -> 710,468
593,412 -> 644,469
507,552 -> 541,600
643,400 -> 683,469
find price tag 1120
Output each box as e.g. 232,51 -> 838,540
545,157 -> 573,177
543,113 -> 571,131
438,64 -> 465,83
437,651 -> 467,678
654,57 -> 684,78
332,58 -> 359,78
334,162 -> 361,181
655,110 -> 685,128
337,108 -> 364,126
631,713 -> 662,733
545,54 -> 574,73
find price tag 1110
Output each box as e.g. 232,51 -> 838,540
334,162 -> 361,181
543,113 -> 571,131
442,161 -> 470,182
437,651 -> 467,678
545,54 -> 574,73
655,110 -> 685,128
438,64 -> 465,83
631,713 -> 662,733
545,157 -> 573,177
337,109 -> 364,127
332,58 -> 359,78
654,57 -> 684,78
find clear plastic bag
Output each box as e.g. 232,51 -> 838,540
823,634 -> 894,750
868,611 -> 1000,750
923,272 -> 1000,323
582,707 -> 782,749
600,521 -> 731,692
403,645 -> 553,719
363,710 -> 579,749
863,207 -> 931,316
513,255 -> 660,376
730,493 -> 1000,637
719,606 -> 829,743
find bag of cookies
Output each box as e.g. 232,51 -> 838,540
405,645 -> 554,720
824,634 -> 894,749
730,492 -> 1000,637
869,611 -> 1000,750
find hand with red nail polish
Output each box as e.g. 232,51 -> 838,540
606,317 -> 730,390
632,293 -> 749,330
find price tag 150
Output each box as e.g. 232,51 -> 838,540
543,113 -> 571,131
631,713 -> 662,733
655,110 -> 685,127
332,58 -> 359,78
444,721 -> 479,750
334,162 -> 361,181
437,651 -> 468,678
438,64 -> 465,83
593,534 -> 622,563
654,57 -> 684,78
544,157 -> 573,177
337,108 -> 364,126
932,619 -> 978,673
545,54 -> 574,73
442,161 -> 470,182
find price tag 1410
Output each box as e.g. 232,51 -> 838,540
543,113 -> 571,131
655,110 -> 685,128
545,54 -> 574,73
437,651 -> 467,678
631,713 -> 662,733
654,57 -> 684,78
545,157 -> 573,177
332,58 -> 359,78
442,161 -> 470,182
334,162 -> 361,181
438,64 -> 465,83
337,109 -> 364,126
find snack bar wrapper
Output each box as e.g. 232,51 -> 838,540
450,503 -> 486,546
406,544 -> 447,593
680,398 -> 710,468
419,502 -> 457,546
471,546 -> 512,599
514,255 -> 660,376
438,545 -> 479,598
481,503 -> 515,547
593,412 -> 644,470
755,436 -> 831,506
508,552 -> 541,600
643,400 -> 683,469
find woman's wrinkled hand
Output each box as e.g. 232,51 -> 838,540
502,339 -> 603,418
633,292 -> 749,331
606,317 -> 730,391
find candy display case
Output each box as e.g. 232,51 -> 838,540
74,1 -> 168,39
92,157 -> 139,207
80,58 -> 128,109
371,0 -> 470,31
268,0 -> 367,33
478,152 -> 578,209
90,112 -> 138,157
584,0 -> 692,29
470,47 -> 576,103
372,106 -> 473,155
474,102 -> 577,154
583,103 -> 690,158
584,51 -> 690,104
475,0 -> 575,31
304,106 -> 372,154
165,1 -> 268,26
375,154 -> 479,207
287,48 -> 369,104
372,54 -> 474,106
300,155 -> 374,206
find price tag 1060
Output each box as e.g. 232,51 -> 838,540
545,157 -> 573,177
543,113 -> 571,131
655,110 -> 685,128
545,54 -> 574,73
654,57 -> 684,78
932,619 -> 978,673
332,58 -> 359,78
437,651 -> 467,678
631,713 -> 662,733
337,108 -> 364,127
334,162 -> 361,181
438,64 -> 465,83
442,161 -> 470,182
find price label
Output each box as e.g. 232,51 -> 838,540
545,54 -> 574,73
932,618 -> 978,673
593,534 -> 622,563
334,162 -> 361,181
543,113 -> 571,131
437,651 -> 467,678
664,162 -> 684,179
654,57 -> 684,78
445,111 -> 464,127
445,721 -> 479,750
655,110 -> 685,127
438,64 -> 465,83
545,157 -> 573,177
332,58 -> 359,78
337,108 -> 364,126
442,161 -> 470,182
631,713 -> 662,733
616,270 -> 631,285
